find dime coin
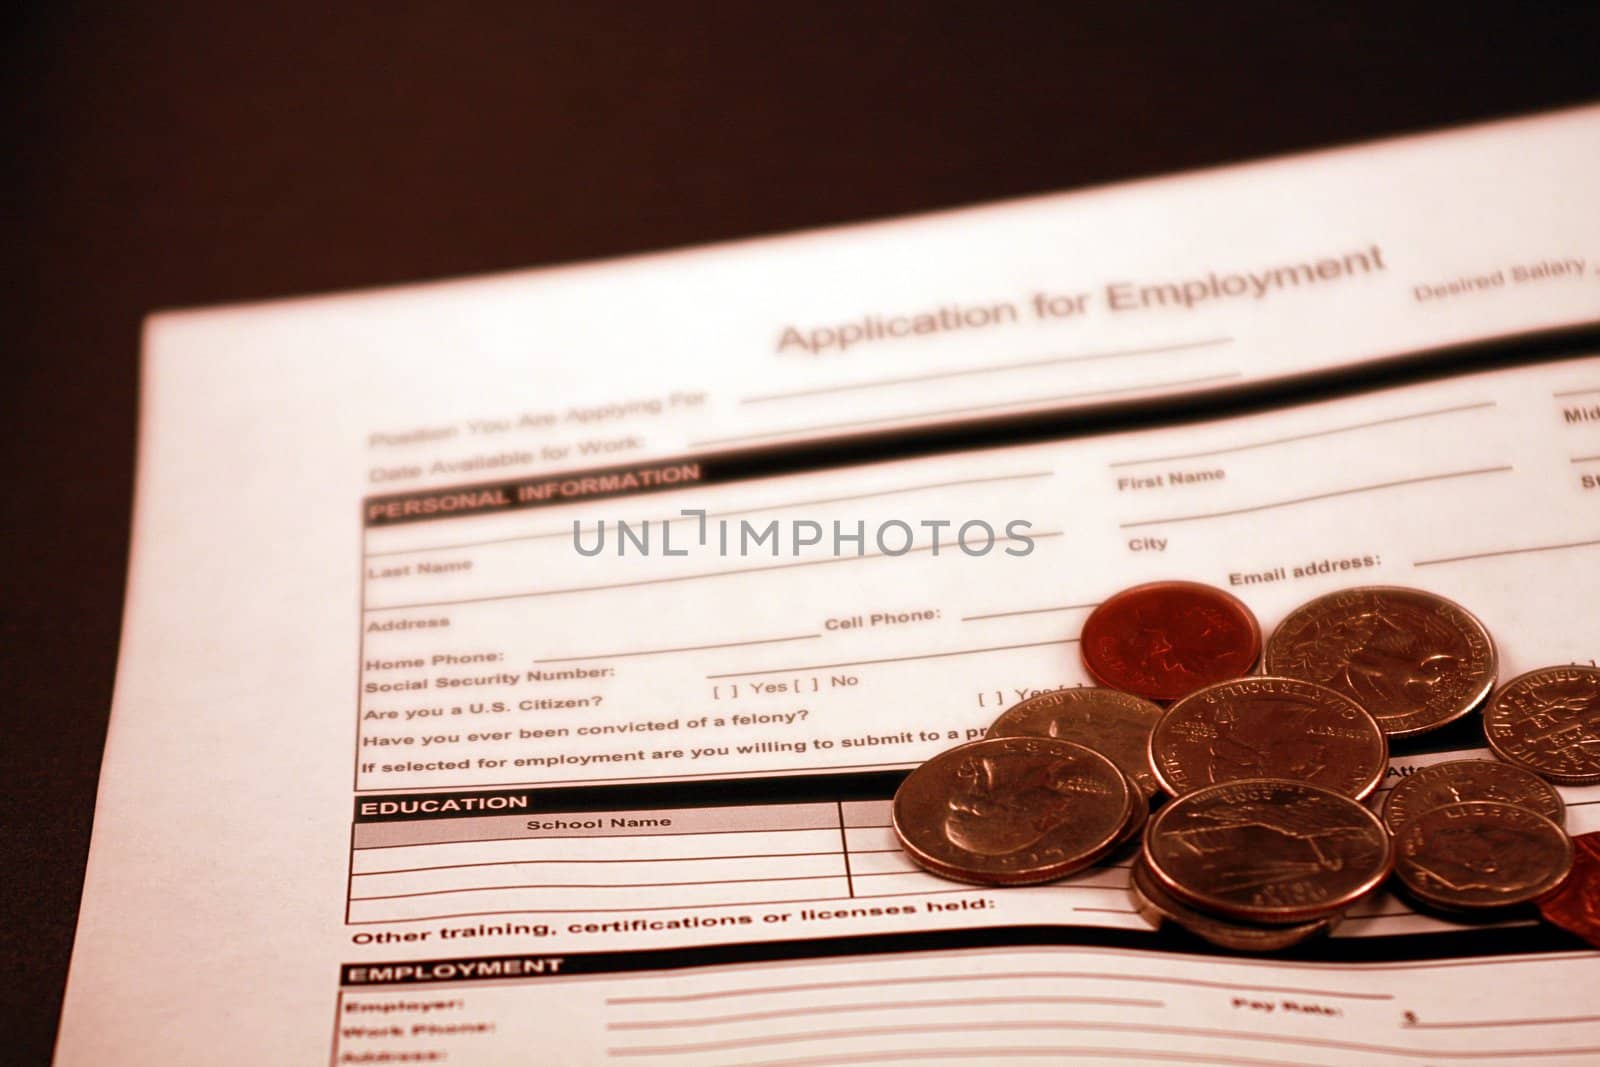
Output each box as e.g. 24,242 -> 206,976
1264,586 -> 1496,738
1128,857 -> 1338,951
1149,676 -> 1388,799
1394,801 -> 1574,913
1142,778 -> 1392,924
987,687 -> 1166,798
1537,832 -> 1600,948
892,736 -> 1133,886
1482,665 -> 1600,785
1382,758 -> 1565,835
1080,581 -> 1261,702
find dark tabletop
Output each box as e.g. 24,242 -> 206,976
5,4 -> 1597,1061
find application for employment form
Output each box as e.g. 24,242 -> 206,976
59,105 -> 1600,1065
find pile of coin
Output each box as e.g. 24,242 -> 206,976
892,580 -> 1600,950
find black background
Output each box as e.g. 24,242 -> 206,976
5,4 -> 1598,1060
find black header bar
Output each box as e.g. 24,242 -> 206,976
339,923 -> 1588,986
352,771 -> 909,823
360,323 -> 1600,529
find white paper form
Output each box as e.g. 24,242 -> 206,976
59,107 -> 1600,1065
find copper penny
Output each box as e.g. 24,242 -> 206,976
1394,801 -> 1574,913
1142,778 -> 1392,924
1080,581 -> 1261,702
1129,857 -> 1338,951
1264,586 -> 1496,738
1483,665 -> 1600,785
987,686 -> 1165,798
1382,758 -> 1565,835
892,736 -> 1132,886
1538,832 -> 1600,948
1149,676 -> 1388,799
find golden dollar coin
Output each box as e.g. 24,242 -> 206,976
1265,586 -> 1496,738
1482,665 -> 1600,785
1394,801 -> 1574,913
892,736 -> 1132,886
1149,676 -> 1387,799
1142,778 -> 1392,924
987,686 -> 1165,798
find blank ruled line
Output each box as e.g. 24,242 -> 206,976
1107,401 -> 1496,468
534,633 -> 820,663
1571,454 -> 1600,464
1414,537 -> 1600,568
356,851 -> 843,877
366,532 -> 1059,613
850,869 -> 938,879
364,472 -> 1054,559
346,886 -> 1003,924
607,995 -> 1165,1030
739,337 -> 1234,404
607,971 -> 1394,1005
605,1019 -> 1600,1059
351,872 -> 847,902
1119,466 -> 1512,529
1404,1013 -> 1600,1030
705,638 -> 1079,680
1554,385 -> 1600,398
693,372 -> 1243,448
727,1049 -> 1310,1067
962,602 -> 1100,622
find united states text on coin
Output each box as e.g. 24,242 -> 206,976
1128,857 -> 1337,952
1537,832 -> 1600,948
1393,801 -> 1573,913
987,687 -> 1165,797
1382,758 -> 1565,835
1149,676 -> 1387,799
1143,779 -> 1392,924
892,736 -> 1132,886
1483,665 -> 1600,785
1080,581 -> 1261,702
1265,586 -> 1496,738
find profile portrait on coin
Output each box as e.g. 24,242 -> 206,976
943,751 -> 1090,855
1409,820 -> 1559,894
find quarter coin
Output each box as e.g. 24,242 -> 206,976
1128,857 -> 1338,951
987,686 -> 1165,798
1142,778 -> 1392,924
1482,665 -> 1600,785
1394,801 -> 1574,913
1149,676 -> 1388,800
892,736 -> 1132,886
1080,581 -> 1261,702
1265,586 -> 1496,738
